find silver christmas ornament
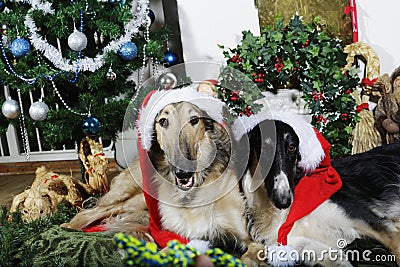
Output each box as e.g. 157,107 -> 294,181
68,30 -> 88,51
29,101 -> 49,121
1,24 -> 7,32
158,72 -> 177,90
106,67 -> 116,81
2,98 -> 20,119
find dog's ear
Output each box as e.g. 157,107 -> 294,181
203,118 -> 214,131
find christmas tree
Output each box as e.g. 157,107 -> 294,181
0,0 -> 170,152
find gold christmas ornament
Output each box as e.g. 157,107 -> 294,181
197,80 -> 218,97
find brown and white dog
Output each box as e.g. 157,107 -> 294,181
141,96 -> 251,254
63,87 -> 252,255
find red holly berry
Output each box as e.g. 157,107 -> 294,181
231,96 -> 238,101
345,89 -> 352,94
231,54 -> 239,62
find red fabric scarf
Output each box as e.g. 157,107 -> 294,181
137,90 -> 189,248
277,129 -> 342,245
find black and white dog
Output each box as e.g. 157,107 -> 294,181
234,112 -> 400,267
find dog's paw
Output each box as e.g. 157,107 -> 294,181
241,243 -> 269,267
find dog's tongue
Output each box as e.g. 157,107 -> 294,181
176,176 -> 194,191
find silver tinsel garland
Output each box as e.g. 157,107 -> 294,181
24,0 -> 150,72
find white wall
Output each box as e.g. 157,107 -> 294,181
357,0 -> 400,75
176,0 -> 260,64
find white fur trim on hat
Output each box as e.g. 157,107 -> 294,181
136,85 -> 225,151
187,239 -> 210,254
232,111 -> 325,173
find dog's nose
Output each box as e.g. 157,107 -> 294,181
173,166 -> 194,179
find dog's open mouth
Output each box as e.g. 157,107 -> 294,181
174,171 -> 195,191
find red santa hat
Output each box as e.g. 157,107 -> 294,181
233,112 -> 342,266
136,85 -> 225,248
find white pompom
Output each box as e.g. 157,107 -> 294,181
267,245 -> 299,267
187,239 -> 210,254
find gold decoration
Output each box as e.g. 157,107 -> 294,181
257,0 -> 352,43
343,42 -> 381,154
351,91 -> 381,154
61,159 -> 151,242
10,166 -> 91,222
343,42 -> 381,98
79,137 -> 110,194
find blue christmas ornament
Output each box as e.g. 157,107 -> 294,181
148,9 -> 155,25
0,1 -> 5,13
10,38 -> 30,57
164,50 -> 178,66
118,42 -> 138,60
139,9 -> 156,31
82,116 -> 102,135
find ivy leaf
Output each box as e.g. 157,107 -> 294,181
347,66 -> 361,77
308,46 -> 320,57
321,46 -> 333,56
289,15 -> 304,32
283,60 -> 294,70
270,32 -> 283,43
313,80 -> 322,90
344,126 -> 353,134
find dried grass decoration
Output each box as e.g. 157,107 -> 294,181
10,166 -> 91,222
343,42 -> 381,154
79,137 -> 110,194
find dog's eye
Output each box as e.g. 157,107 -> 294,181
158,118 -> 168,127
288,145 -> 296,154
189,116 -> 199,126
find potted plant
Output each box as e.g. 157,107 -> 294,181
220,14 -> 360,157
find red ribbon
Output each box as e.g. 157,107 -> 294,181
344,0 -> 358,43
361,78 -> 378,87
94,153 -> 105,157
356,103 -> 369,113
44,175 -> 59,184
